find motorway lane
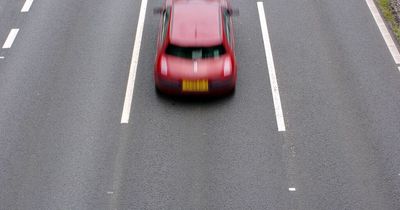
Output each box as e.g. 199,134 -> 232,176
113,1 -> 290,209
265,0 -> 400,209
0,0 -> 399,209
0,0 -> 140,209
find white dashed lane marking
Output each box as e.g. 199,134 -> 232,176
2,29 -> 20,49
289,188 -> 296,192
257,2 -> 286,132
21,0 -> 34,13
121,0 -> 148,124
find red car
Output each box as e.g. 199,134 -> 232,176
154,0 -> 238,95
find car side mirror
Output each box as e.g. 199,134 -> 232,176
153,7 -> 165,14
227,8 -> 239,16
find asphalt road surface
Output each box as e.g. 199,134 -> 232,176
1,0 -> 400,209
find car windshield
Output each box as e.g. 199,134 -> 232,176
165,44 -> 226,59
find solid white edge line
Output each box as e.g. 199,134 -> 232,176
398,66 -> 400,72
21,0 -> 34,12
2,29 -> 20,49
121,0 -> 148,124
366,0 -> 400,64
257,2 -> 286,132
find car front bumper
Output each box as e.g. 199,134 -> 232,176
155,75 -> 235,96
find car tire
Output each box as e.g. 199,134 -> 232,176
155,85 -> 163,95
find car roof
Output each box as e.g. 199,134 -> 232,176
169,0 -> 223,47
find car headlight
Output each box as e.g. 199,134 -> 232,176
161,56 -> 168,76
223,57 -> 232,77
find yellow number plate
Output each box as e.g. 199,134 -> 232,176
182,80 -> 209,92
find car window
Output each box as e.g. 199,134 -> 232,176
223,9 -> 232,45
165,44 -> 226,59
160,8 -> 170,44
